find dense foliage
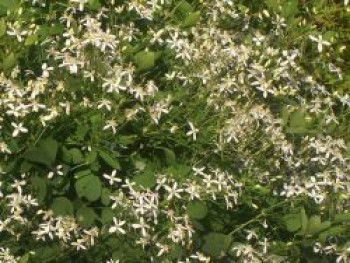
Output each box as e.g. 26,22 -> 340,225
0,0 -> 350,262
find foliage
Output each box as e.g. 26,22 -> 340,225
0,0 -> 349,262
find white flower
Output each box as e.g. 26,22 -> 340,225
309,35 -> 331,53
109,217 -> 126,234
103,170 -> 122,185
186,121 -> 199,141
190,252 -> 210,262
132,217 -> 150,237
71,239 -> 87,251
11,122 -> 28,137
163,182 -> 184,200
103,120 -> 118,134
7,26 -> 28,42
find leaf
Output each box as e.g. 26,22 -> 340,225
181,11 -> 201,28
158,147 -> 176,165
265,0 -> 281,12
51,197 -> 74,216
176,0 -> 194,17
23,138 -> 58,167
88,0 -> 101,10
31,176 -> 47,204
101,188 -> 111,206
134,51 -> 155,71
133,171 -> 156,189
38,138 -> 58,165
18,253 -> 30,263
305,216 -> 331,236
101,208 -> 114,224
187,201 -> 208,220
0,0 -> 20,14
37,24 -> 64,40
0,19 -> 6,37
118,135 -> 137,146
334,213 -> 350,223
2,52 -> 16,70
99,150 -> 120,169
24,34 -> 38,46
289,109 -> 307,127
318,226 -> 347,242
76,206 -> 97,228
61,146 -> 72,163
75,125 -> 89,141
75,174 -> 102,202
300,207 -> 308,234
69,148 -> 85,164
283,213 -> 301,233
86,149 -> 98,164
74,169 -> 91,179
202,233 -> 232,258
281,0 -> 298,18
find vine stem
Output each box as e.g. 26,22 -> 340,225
228,197 -> 304,237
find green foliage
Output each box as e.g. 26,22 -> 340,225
134,51 -> 156,71
76,206 -> 98,228
75,174 -> 102,202
202,233 -> 232,258
22,138 -> 58,167
51,197 -> 74,216
187,201 -> 208,220
0,0 -> 349,262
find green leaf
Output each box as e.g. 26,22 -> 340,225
69,148 -> 85,164
75,174 -> 102,202
176,0 -> 194,17
51,197 -> 74,216
74,169 -> 91,179
283,213 -> 301,233
281,0 -> 298,18
305,216 -> 331,236
118,135 -> 137,146
289,109 -> 307,126
75,125 -> 89,141
0,19 -> 6,37
76,206 -> 97,228
99,150 -> 120,170
37,24 -> 64,40
187,201 -> 208,220
38,138 -> 58,165
88,0 -> 101,10
101,208 -> 114,224
265,0 -> 281,12
300,207 -> 308,234
202,233 -> 232,258
134,51 -> 155,71
318,225 -> 347,242
101,188 -> 111,206
18,253 -> 30,263
181,11 -> 201,28
133,171 -> 156,189
23,138 -> 58,167
0,0 -> 20,14
334,213 -> 350,223
86,149 -> 98,164
31,176 -> 47,204
24,34 -> 38,46
158,147 -> 176,165
2,52 -> 16,70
